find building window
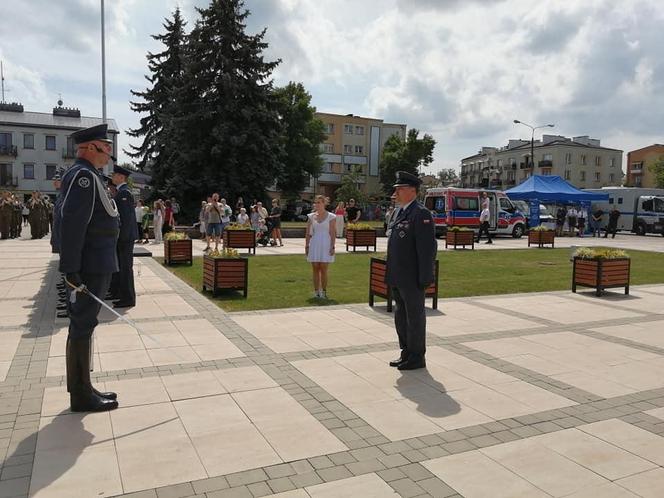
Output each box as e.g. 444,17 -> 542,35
635,176 -> 642,187
0,132 -> 12,150
23,134 -> 34,149
345,164 -> 361,173
564,170 -> 571,180
343,144 -> 353,154
595,171 -> 601,181
565,153 -> 572,164
609,173 -> 615,183
343,124 -> 353,134
595,156 -> 601,166
543,153 -> 553,161
610,157 -> 616,167
354,145 -> 364,154
23,164 -> 35,179
542,169 -> 551,176
45,135 -> 56,150
324,123 -> 334,134
322,163 -> 333,173
496,159 -> 503,167
580,171 -> 586,181
354,126 -> 364,135
0,164 -> 12,186
46,164 -> 57,180
581,155 -> 586,165
322,143 -> 334,153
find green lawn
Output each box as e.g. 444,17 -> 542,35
159,249 -> 664,312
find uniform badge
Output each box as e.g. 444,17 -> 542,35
399,231 -> 406,238
78,177 -> 91,188
423,219 -> 430,224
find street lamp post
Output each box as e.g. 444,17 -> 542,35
513,120 -> 554,169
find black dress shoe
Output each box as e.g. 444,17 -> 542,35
93,387 -> 117,400
113,301 -> 135,309
397,356 -> 426,371
389,358 -> 407,367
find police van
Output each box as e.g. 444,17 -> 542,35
586,187 -> 664,236
424,187 -> 527,238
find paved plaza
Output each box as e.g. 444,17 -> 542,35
2,236 -> 664,497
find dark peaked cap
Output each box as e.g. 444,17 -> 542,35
393,170 -> 422,188
113,165 -> 133,177
70,124 -> 113,145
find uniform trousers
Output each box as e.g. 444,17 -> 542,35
115,241 -> 136,305
392,286 -> 426,357
68,273 -> 112,340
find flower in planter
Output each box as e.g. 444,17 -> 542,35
346,223 -> 374,231
164,231 -> 188,241
207,248 -> 241,259
448,226 -> 473,232
531,225 -> 554,232
574,247 -> 629,260
225,223 -> 252,231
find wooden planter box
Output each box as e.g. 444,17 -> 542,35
445,230 -> 475,249
572,257 -> 630,296
346,229 -> 377,252
223,230 -> 257,255
528,230 -> 555,248
202,256 -> 248,297
163,239 -> 192,266
369,257 -> 439,312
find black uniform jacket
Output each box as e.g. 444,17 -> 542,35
115,184 -> 138,242
385,200 -> 437,289
58,159 -> 120,275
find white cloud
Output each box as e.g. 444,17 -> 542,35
2,0 -> 663,173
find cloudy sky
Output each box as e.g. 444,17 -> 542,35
1,0 -> 662,173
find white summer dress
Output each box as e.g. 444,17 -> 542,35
307,211 -> 336,263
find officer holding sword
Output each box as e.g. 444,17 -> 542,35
59,124 -> 120,412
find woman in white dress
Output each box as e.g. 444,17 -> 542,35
305,195 -> 336,299
153,200 -> 164,244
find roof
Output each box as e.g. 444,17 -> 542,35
505,175 -> 609,202
461,139 -> 623,162
0,110 -> 119,133
626,144 -> 664,155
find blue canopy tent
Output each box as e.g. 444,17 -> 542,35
505,175 -> 608,227
505,175 -> 608,202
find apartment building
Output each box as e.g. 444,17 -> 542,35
0,101 -> 119,199
625,144 -> 664,188
459,135 -> 623,190
314,112 -> 407,199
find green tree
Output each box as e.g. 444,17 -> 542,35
169,0 -> 284,218
273,82 -> 326,197
649,156 -> 664,188
379,129 -> 436,193
126,7 -> 186,179
436,168 -> 459,186
334,172 -> 367,205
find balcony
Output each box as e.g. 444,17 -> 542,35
0,145 -> 18,157
519,162 -> 532,170
62,148 -> 76,159
538,160 -> 553,168
318,172 -> 342,183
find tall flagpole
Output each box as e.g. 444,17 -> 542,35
101,0 -> 107,123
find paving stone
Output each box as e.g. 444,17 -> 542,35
317,465 -> 353,482
389,477 -> 426,498
266,477 -> 295,494
226,469 -> 269,488
246,481 -> 272,497
155,482 -> 195,498
308,455 -> 334,470
417,477 -> 458,498
264,464 -> 295,480
207,486 -> 253,498
399,463 -> 435,482
346,458 -> 386,476
289,471 -> 323,488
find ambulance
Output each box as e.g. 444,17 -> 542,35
423,187 -> 527,238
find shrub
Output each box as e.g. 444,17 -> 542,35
448,226 -> 473,232
574,247 -> 629,260
207,248 -> 240,258
347,223 -> 374,231
164,231 -> 187,241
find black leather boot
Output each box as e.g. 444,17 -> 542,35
389,349 -> 409,367
86,337 -> 117,400
397,354 -> 426,371
67,338 -> 118,412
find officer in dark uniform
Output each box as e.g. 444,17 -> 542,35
385,171 -> 437,370
111,165 -> 138,308
59,123 -> 120,412
50,170 -> 70,319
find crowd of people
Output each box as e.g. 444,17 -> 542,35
0,190 -> 54,240
555,205 -> 621,238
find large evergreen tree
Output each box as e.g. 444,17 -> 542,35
126,7 -> 186,181
171,0 -> 284,217
379,129 -> 436,193
273,82 -> 326,197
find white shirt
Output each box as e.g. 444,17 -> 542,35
480,197 -> 490,222
237,213 -> 249,225
135,206 -> 145,222
220,203 -> 232,223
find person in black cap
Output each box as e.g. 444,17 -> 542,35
59,123 -> 120,412
385,170 -> 437,370
111,165 -> 138,308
